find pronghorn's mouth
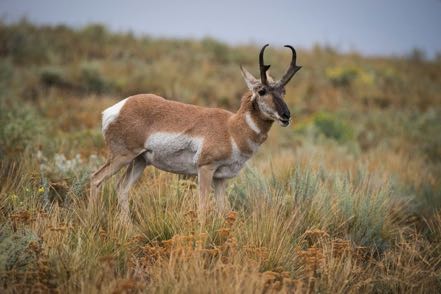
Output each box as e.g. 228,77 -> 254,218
278,117 -> 291,127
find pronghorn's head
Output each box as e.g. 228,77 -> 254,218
240,44 -> 301,127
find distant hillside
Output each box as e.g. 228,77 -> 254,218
1,20 -> 439,109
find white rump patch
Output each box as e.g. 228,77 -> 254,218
144,132 -> 204,175
102,98 -> 128,134
245,112 -> 261,134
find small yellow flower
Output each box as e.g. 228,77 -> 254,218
10,194 -> 18,202
38,187 -> 45,193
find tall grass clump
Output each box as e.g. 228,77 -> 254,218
232,165 -> 396,259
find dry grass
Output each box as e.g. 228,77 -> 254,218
0,21 -> 440,293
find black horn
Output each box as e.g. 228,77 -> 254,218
276,45 -> 302,87
259,44 -> 271,85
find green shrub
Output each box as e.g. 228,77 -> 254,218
0,100 -> 47,156
0,59 -> 14,86
313,112 -> 354,142
414,110 -> 441,163
39,66 -> 69,88
0,227 -> 39,272
325,66 -> 358,87
80,24 -> 109,43
79,62 -> 113,94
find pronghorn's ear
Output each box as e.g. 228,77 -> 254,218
240,65 -> 260,91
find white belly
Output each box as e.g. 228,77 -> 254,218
144,132 -> 202,175
143,132 -> 258,179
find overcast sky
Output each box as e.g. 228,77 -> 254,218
1,0 -> 440,58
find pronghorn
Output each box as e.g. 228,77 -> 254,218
90,44 -> 301,218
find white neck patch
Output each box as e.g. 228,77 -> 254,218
245,112 -> 261,134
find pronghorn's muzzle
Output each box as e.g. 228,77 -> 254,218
273,95 -> 291,126
279,111 -> 291,126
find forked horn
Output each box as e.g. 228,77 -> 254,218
276,45 -> 302,87
259,44 -> 271,85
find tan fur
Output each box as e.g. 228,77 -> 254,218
90,46 -> 300,222
104,92 -> 272,166
89,91 -> 276,220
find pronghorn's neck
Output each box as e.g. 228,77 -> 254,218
228,91 -> 274,154
238,91 -> 274,134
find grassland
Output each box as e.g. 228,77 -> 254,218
0,21 -> 440,293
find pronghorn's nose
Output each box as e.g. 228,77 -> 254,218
281,110 -> 291,120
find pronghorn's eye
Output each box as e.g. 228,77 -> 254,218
258,89 -> 266,96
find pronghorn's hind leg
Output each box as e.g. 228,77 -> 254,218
91,159 -> 110,178
89,153 -> 137,207
90,161 -> 110,203
116,154 -> 148,220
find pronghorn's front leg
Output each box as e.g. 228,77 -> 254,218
197,164 -> 216,219
213,178 -> 229,213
